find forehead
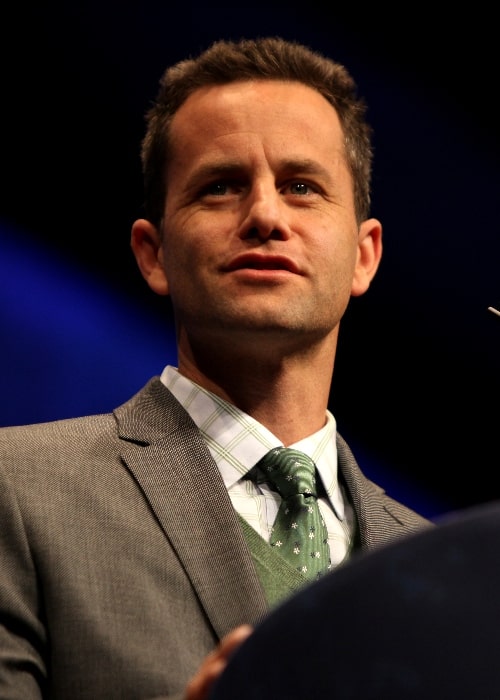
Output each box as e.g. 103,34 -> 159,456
168,79 -> 344,157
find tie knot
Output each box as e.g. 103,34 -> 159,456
254,447 -> 318,499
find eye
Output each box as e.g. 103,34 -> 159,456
205,181 -> 228,196
289,182 -> 313,195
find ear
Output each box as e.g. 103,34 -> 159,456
130,218 -> 169,296
351,218 -> 383,297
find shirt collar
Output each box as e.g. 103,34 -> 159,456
160,365 -> 344,519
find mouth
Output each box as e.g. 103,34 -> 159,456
223,254 -> 301,274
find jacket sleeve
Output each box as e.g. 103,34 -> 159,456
0,467 -> 46,699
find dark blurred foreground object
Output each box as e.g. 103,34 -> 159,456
209,502 -> 500,699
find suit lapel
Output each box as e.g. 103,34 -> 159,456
336,432 -> 412,549
114,378 -> 269,639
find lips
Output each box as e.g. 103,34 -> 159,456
223,254 -> 301,274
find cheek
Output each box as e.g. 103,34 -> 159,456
316,233 -> 358,280
163,211 -> 228,270
161,230 -> 213,296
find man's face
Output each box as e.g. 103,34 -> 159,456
154,79 -> 380,355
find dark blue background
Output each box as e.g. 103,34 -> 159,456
2,3 -> 499,518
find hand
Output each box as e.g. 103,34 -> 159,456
184,624 -> 254,700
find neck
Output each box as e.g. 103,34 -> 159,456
176,332 -> 338,445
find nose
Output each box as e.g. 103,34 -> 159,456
238,182 -> 292,242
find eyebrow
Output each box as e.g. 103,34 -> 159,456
184,161 -> 245,191
184,157 -> 335,191
279,158 -> 335,183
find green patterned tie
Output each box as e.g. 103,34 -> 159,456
253,447 -> 331,581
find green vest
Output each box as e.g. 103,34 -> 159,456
238,515 -> 311,609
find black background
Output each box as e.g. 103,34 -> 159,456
1,2 -> 499,518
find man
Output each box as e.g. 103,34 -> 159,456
0,37 -> 431,700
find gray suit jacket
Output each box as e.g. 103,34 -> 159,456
0,377 -> 431,699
